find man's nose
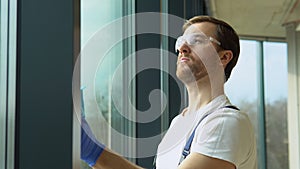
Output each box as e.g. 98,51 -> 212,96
178,43 -> 191,54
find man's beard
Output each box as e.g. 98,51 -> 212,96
176,63 -> 207,85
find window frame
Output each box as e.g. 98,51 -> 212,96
1,0 -> 17,168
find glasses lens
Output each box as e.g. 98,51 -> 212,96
175,33 -> 209,51
187,34 -> 208,45
175,36 -> 184,52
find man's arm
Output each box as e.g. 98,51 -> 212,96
92,148 -> 143,169
178,152 -> 236,169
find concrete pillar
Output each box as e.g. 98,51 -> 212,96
285,21 -> 300,169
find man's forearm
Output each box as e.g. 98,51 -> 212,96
92,148 -> 144,169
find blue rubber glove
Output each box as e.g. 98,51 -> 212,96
80,86 -> 105,167
81,118 -> 105,167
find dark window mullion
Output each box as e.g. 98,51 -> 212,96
257,40 -> 267,169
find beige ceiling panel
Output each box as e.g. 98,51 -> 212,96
208,0 -> 295,39
283,0 -> 300,24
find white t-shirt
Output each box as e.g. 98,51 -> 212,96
155,95 -> 257,169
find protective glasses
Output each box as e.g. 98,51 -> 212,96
175,33 -> 221,52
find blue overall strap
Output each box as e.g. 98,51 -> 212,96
178,113 -> 210,165
178,105 -> 239,165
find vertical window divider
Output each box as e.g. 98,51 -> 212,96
6,0 -> 17,168
160,0 -> 169,133
0,0 -> 18,168
72,0 -> 81,168
257,40 -> 267,169
122,0 -> 136,162
0,0 -> 8,168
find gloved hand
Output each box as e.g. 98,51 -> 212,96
80,86 -> 105,166
81,117 -> 105,167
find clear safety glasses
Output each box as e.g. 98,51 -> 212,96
175,33 -> 221,52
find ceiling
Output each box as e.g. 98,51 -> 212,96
207,0 -> 300,41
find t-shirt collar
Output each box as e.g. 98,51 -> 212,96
196,94 -> 230,117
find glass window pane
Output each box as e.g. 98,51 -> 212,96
226,40 -> 289,169
225,40 -> 259,126
225,40 -> 261,167
264,42 -> 289,169
80,0 -> 129,168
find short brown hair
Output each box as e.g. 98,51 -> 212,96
183,16 -> 240,81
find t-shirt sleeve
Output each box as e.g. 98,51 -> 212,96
191,110 -> 254,166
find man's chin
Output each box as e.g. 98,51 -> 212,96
177,70 -> 210,85
176,71 -> 196,84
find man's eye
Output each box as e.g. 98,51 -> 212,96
191,38 -> 205,44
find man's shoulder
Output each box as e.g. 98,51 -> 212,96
198,106 -> 254,135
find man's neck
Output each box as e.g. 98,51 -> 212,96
185,75 -> 224,113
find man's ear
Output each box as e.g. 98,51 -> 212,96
219,50 -> 233,68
